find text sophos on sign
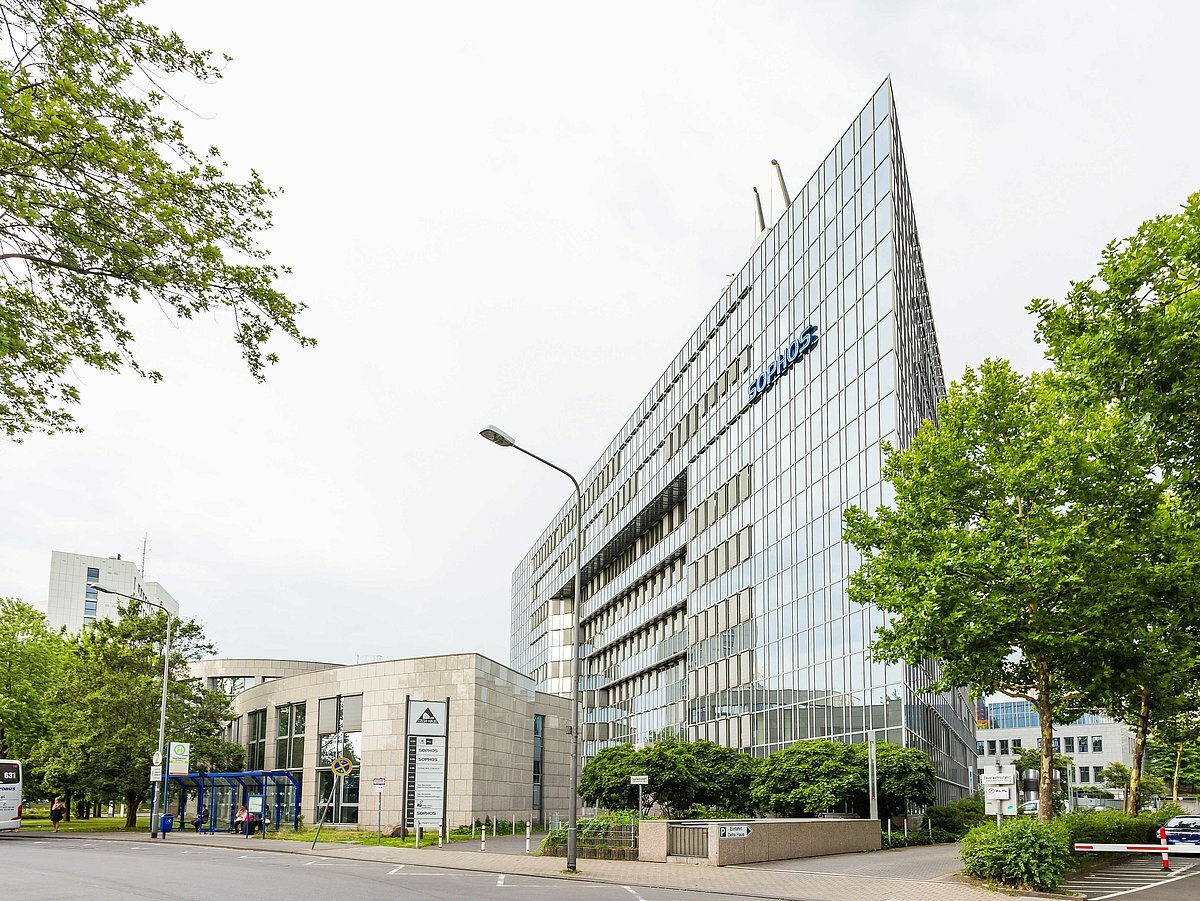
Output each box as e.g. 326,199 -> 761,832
747,324 -> 819,402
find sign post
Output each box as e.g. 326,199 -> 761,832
313,757 -> 353,850
982,768 -> 1017,829
373,777 -> 387,845
404,699 -> 449,838
630,774 -> 648,834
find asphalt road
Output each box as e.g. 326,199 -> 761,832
1,836 -> 779,901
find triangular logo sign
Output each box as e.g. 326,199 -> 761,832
415,707 -> 438,724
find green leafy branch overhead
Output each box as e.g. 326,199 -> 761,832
0,0 -> 313,437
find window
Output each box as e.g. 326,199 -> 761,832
1079,767 -> 1090,783
85,566 -> 99,598
976,740 -> 985,757
1094,766 -> 1104,782
247,709 -> 267,770
1092,736 -> 1103,753
316,695 -> 362,823
999,739 -> 1009,756
987,740 -> 996,756
1077,737 -> 1088,753
1065,737 -> 1075,753
1012,739 -> 1022,750
275,702 -> 306,770
1051,737 -> 1061,752
533,714 -> 545,818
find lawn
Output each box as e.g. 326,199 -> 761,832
19,806 -> 153,834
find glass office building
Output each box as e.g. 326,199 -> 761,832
509,80 -> 975,801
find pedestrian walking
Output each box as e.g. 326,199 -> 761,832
50,797 -> 65,833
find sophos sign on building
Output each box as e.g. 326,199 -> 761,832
747,324 -> 820,402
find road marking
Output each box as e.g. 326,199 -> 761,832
387,865 -> 404,874
497,874 -> 505,886
1074,865 -> 1199,899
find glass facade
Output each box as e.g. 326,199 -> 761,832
509,80 -> 975,802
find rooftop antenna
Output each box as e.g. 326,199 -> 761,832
752,186 -> 766,233
140,532 -> 149,578
770,159 -> 792,209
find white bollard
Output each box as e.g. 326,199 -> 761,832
415,824 -> 422,849
481,821 -> 487,852
525,821 -> 531,854
438,821 -> 443,848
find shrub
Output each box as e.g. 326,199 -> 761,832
539,811 -> 636,854
927,795 -> 987,838
960,820 -> 1072,892
880,825 -> 958,848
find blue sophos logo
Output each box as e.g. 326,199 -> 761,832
747,325 -> 819,403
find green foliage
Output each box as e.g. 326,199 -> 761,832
844,359 -> 1173,821
1057,807 -> 1178,850
637,737 -> 705,817
0,0 -> 312,437
1032,191 -> 1200,508
880,825 -> 958,848
0,599 -> 68,769
578,743 -> 640,811
30,602 -> 240,826
872,742 -> 936,818
539,810 -> 635,852
926,795 -> 987,839
960,820 -> 1073,892
685,740 -> 759,814
750,740 -> 862,816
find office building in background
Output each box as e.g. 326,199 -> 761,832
508,80 -> 975,801
42,550 -> 179,631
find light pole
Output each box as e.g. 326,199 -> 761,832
480,425 -> 584,873
93,584 -> 174,839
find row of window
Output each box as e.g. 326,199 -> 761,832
977,735 -> 1104,756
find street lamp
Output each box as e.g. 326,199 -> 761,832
92,584 -> 174,840
480,424 -> 584,873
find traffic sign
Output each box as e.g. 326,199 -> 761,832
372,777 -> 386,794
630,775 -> 649,785
719,824 -> 752,838
149,765 -> 162,782
152,750 -> 163,766
330,757 -> 354,777
981,772 -> 1015,785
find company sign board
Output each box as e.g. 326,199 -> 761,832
405,699 -> 448,829
719,824 -> 752,838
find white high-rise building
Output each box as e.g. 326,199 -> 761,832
43,550 -> 179,631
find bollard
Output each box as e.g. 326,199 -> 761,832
481,821 -> 487,852
525,821 -> 531,854
438,821 -> 443,848
512,813 -> 516,836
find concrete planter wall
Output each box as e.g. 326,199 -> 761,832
639,818 -> 881,866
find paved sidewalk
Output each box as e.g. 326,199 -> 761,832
44,829 -> 1065,901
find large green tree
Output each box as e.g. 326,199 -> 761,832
1148,712 -> 1200,802
844,360 -> 1166,823
0,0 -> 312,437
0,599 -> 67,764
33,603 -> 242,826
1032,191 -> 1200,508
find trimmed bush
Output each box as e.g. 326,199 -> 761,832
961,820 -> 1072,892
927,795 -> 987,838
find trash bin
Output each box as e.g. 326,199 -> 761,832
159,814 -> 174,834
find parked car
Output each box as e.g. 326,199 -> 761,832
1018,801 -> 1039,815
1161,815 -> 1200,844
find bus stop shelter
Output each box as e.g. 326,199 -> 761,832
166,770 -> 301,833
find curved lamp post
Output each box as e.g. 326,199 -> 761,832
93,584 -> 173,839
480,425 -> 584,873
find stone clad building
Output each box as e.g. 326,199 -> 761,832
190,654 -> 571,831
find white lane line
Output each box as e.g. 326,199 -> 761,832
387,865 -> 404,874
497,874 -> 505,887
1089,866 -> 1200,899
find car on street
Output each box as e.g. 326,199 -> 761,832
1161,814 -> 1200,844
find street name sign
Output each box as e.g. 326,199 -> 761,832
630,775 -> 649,785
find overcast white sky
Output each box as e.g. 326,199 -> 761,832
2,1 -> 1197,666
